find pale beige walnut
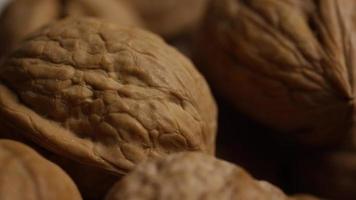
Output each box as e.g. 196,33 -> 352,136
106,152 -> 289,200
122,0 -> 208,38
195,0 -> 356,145
0,18 -> 217,175
0,0 -> 142,57
0,139 -> 82,200
294,151 -> 356,200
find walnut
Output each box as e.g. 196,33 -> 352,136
105,152 -> 289,200
294,151 -> 356,200
121,0 -> 208,38
195,0 -> 356,145
0,0 -> 142,57
0,139 -> 82,200
0,131 -> 118,200
0,17 -> 217,175
0,0 -> 60,57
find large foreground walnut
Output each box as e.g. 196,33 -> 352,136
105,152 -> 289,200
294,151 -> 356,200
195,0 -> 356,145
0,139 -> 82,200
121,0 -> 208,38
0,18 -> 217,175
0,0 -> 142,57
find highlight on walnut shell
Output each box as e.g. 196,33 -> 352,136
293,151 -> 356,200
0,17 -> 217,175
121,0 -> 208,38
194,0 -> 356,145
0,0 -> 142,57
0,139 -> 82,200
105,152 -> 289,200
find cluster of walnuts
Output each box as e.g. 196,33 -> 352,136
0,0 -> 354,200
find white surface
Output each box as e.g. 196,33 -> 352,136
0,0 -> 9,13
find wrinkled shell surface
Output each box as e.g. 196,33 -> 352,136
0,18 -> 217,174
0,139 -> 82,200
195,0 -> 356,145
122,0 -> 208,38
106,152 -> 288,200
294,151 -> 356,200
0,0 -> 142,57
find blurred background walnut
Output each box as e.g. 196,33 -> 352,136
0,0 -> 143,57
106,152 -> 290,200
121,0 -> 209,39
0,139 -> 82,200
194,0 -> 356,146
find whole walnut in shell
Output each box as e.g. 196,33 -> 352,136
122,0 -> 208,38
0,139 -> 82,200
0,18 -> 217,175
0,0 -> 142,57
195,0 -> 356,145
106,152 -> 289,200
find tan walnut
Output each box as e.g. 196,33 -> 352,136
105,152 -> 289,200
0,139 -> 82,200
0,18 -> 217,175
121,0 -> 208,38
195,0 -> 356,145
0,0 -> 142,57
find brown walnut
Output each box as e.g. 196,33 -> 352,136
0,18 -> 217,175
105,152 -> 289,200
121,0 -> 208,38
195,0 -> 356,145
0,0 -> 142,57
0,139 -> 82,200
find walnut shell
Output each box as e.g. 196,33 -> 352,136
195,0 -> 356,145
0,0 -> 60,57
0,0 -> 142,57
0,18 -> 217,175
64,0 -> 143,27
0,131 -> 118,200
0,139 -> 82,200
294,151 -> 356,200
105,152 -> 288,200
122,0 -> 208,38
